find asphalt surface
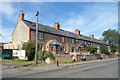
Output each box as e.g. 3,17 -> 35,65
2,58 -> 119,78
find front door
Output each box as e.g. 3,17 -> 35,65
50,46 -> 54,54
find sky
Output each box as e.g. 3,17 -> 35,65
0,2 -> 118,43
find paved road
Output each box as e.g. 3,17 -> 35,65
2,58 -> 119,78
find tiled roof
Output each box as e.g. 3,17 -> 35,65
23,20 -> 108,45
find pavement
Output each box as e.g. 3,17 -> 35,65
2,58 -> 119,78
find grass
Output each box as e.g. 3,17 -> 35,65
2,59 -> 45,67
62,65 -> 71,68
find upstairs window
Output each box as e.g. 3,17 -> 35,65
38,32 -> 43,39
85,41 -> 86,45
76,40 -> 78,44
91,42 -> 93,46
61,37 -> 64,42
38,44 -> 43,51
61,46 -> 64,52
72,39 -> 74,44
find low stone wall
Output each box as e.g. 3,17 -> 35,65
54,54 -> 118,63
77,54 -> 118,61
54,55 -> 73,63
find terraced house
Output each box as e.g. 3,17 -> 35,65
4,11 -> 109,54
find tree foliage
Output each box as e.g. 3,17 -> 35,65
38,51 -> 55,62
22,41 -> 35,61
100,45 -> 110,55
102,29 -> 119,52
85,46 -> 97,54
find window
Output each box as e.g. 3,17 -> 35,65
91,42 -> 92,46
93,43 -> 95,46
72,39 -> 74,44
38,32 -> 43,39
61,46 -> 64,52
61,37 -> 64,42
8,46 -> 10,49
82,41 -> 83,44
72,47 -> 75,52
85,41 -> 86,45
76,40 -> 78,43
38,44 -> 43,51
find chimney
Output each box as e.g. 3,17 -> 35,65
18,11 -> 24,22
99,37 -> 103,41
89,34 -> 94,38
53,22 -> 60,30
75,29 -> 80,35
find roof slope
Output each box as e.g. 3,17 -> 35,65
23,20 -> 107,45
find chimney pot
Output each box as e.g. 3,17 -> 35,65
75,29 -> 80,35
18,11 -> 24,22
99,37 -> 103,41
53,22 -> 60,30
89,34 -> 94,38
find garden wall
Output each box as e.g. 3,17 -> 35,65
54,54 -> 118,63
54,55 -> 73,63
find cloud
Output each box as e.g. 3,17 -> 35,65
0,26 -> 13,43
61,3 -> 118,39
0,2 -> 17,20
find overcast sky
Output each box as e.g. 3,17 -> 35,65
0,2 -> 118,43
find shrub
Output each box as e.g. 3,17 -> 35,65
85,46 -> 97,54
64,61 -> 68,63
22,41 -> 35,61
100,45 -> 110,55
38,51 -> 55,62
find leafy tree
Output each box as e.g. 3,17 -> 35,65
85,46 -> 97,54
38,51 -> 55,62
22,41 -> 35,61
100,45 -> 110,55
102,29 -> 119,52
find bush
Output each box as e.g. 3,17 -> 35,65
85,46 -> 97,54
22,41 -> 35,61
64,61 -> 68,63
38,51 -> 55,62
100,45 -> 110,55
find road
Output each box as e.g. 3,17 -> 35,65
2,58 -> 119,78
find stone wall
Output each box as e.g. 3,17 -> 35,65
12,21 -> 30,49
54,55 -> 73,63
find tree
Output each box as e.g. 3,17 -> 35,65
38,51 -> 55,62
102,29 -> 119,52
22,41 -> 35,61
85,46 -> 97,54
100,45 -> 110,55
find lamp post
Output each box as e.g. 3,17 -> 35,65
35,11 -> 39,64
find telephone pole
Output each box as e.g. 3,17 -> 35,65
35,11 -> 39,64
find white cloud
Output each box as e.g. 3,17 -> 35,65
62,3 -> 118,39
0,26 -> 13,43
0,2 -> 17,20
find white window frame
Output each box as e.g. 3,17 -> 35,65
38,32 -> 43,39
72,39 -> 74,44
61,46 -> 64,52
39,44 -> 43,51
61,37 -> 64,42
76,40 -> 78,43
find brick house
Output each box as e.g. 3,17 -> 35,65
3,11 -> 109,54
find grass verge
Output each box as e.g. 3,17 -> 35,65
62,65 -> 71,68
2,59 -> 46,67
